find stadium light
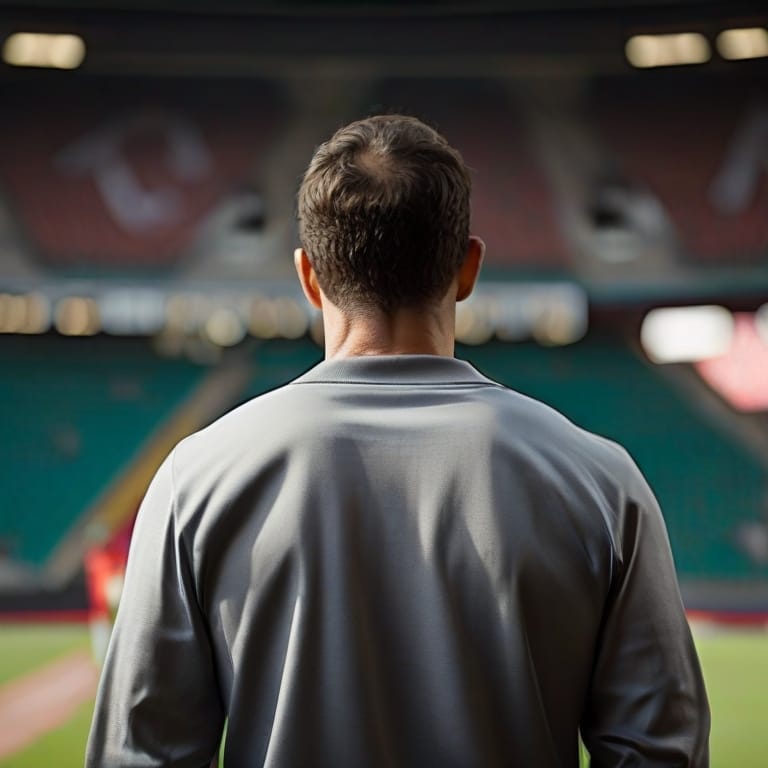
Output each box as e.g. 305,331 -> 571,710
55,297 -> 100,336
455,303 -> 494,346
640,305 -> 733,363
716,27 -> 768,60
0,293 -> 25,333
204,308 -> 246,347
625,33 -> 711,68
0,292 -> 50,334
2,32 -> 85,69
19,293 -> 51,334
274,298 -> 310,339
532,304 -> 586,346
249,298 -> 279,339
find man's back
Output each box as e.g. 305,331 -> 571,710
88,355 -> 708,767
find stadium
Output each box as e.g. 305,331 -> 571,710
0,0 -> 766,765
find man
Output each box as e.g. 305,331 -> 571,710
87,115 -> 709,767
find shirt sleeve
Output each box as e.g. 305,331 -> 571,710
86,450 -> 225,768
580,453 -> 710,767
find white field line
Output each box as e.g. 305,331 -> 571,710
0,649 -> 97,759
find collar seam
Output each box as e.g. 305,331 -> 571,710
290,380 -> 499,387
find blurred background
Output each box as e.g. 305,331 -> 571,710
0,0 -> 766,765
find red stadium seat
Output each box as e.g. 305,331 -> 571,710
0,80 -> 286,270
592,76 -> 768,265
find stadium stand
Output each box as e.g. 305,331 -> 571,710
0,78 -> 286,272
0,336 -> 209,570
462,334 -> 768,581
370,79 -> 571,273
3,327 -> 762,589
590,74 -> 768,266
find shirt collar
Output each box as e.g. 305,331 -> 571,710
292,355 -> 496,387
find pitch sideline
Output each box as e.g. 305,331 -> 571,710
0,649 -> 97,760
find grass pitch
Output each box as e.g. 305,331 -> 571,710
0,623 -> 88,687
0,622 -> 765,767
694,628 -> 768,767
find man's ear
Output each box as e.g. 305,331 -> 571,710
456,236 -> 485,302
294,248 -> 323,310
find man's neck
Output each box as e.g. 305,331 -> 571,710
322,301 -> 456,359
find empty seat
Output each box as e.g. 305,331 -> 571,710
591,75 -> 768,265
0,79 -> 287,271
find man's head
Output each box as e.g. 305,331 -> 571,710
296,114 -> 477,315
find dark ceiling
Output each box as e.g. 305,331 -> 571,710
0,0 -> 765,78
0,0 -> 765,14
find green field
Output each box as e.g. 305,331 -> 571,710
0,622 -> 765,767
0,624 -> 88,687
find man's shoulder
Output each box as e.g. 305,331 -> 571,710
477,377 -> 612,442
170,362 -> 639,496
177,378 -> 310,456
478,380 -> 639,482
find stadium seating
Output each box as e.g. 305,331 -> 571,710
0,78 -> 286,272
591,75 -> 768,265
3,330 -> 761,587
0,337 -> 209,568
370,79 -> 572,273
462,335 -> 768,581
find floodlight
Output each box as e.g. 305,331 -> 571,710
625,33 -> 710,68
717,28 -> 768,60
3,32 -> 85,69
640,305 -> 733,363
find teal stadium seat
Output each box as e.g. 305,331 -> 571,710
4,333 -> 761,585
0,337 -> 208,567
463,336 -> 767,581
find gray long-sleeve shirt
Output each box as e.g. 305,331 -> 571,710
86,354 -> 709,767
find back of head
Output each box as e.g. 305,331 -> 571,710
297,114 -> 471,314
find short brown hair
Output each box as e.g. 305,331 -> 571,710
297,114 -> 471,313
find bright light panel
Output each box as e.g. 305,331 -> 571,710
0,292 -> 51,334
717,27 -> 768,60
641,305 -> 733,363
205,308 -> 246,347
625,33 -> 710,68
2,32 -> 85,69
55,297 -> 100,336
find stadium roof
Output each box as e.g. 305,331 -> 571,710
0,0 -> 765,16
0,0 -> 762,9
1,0 -> 765,77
